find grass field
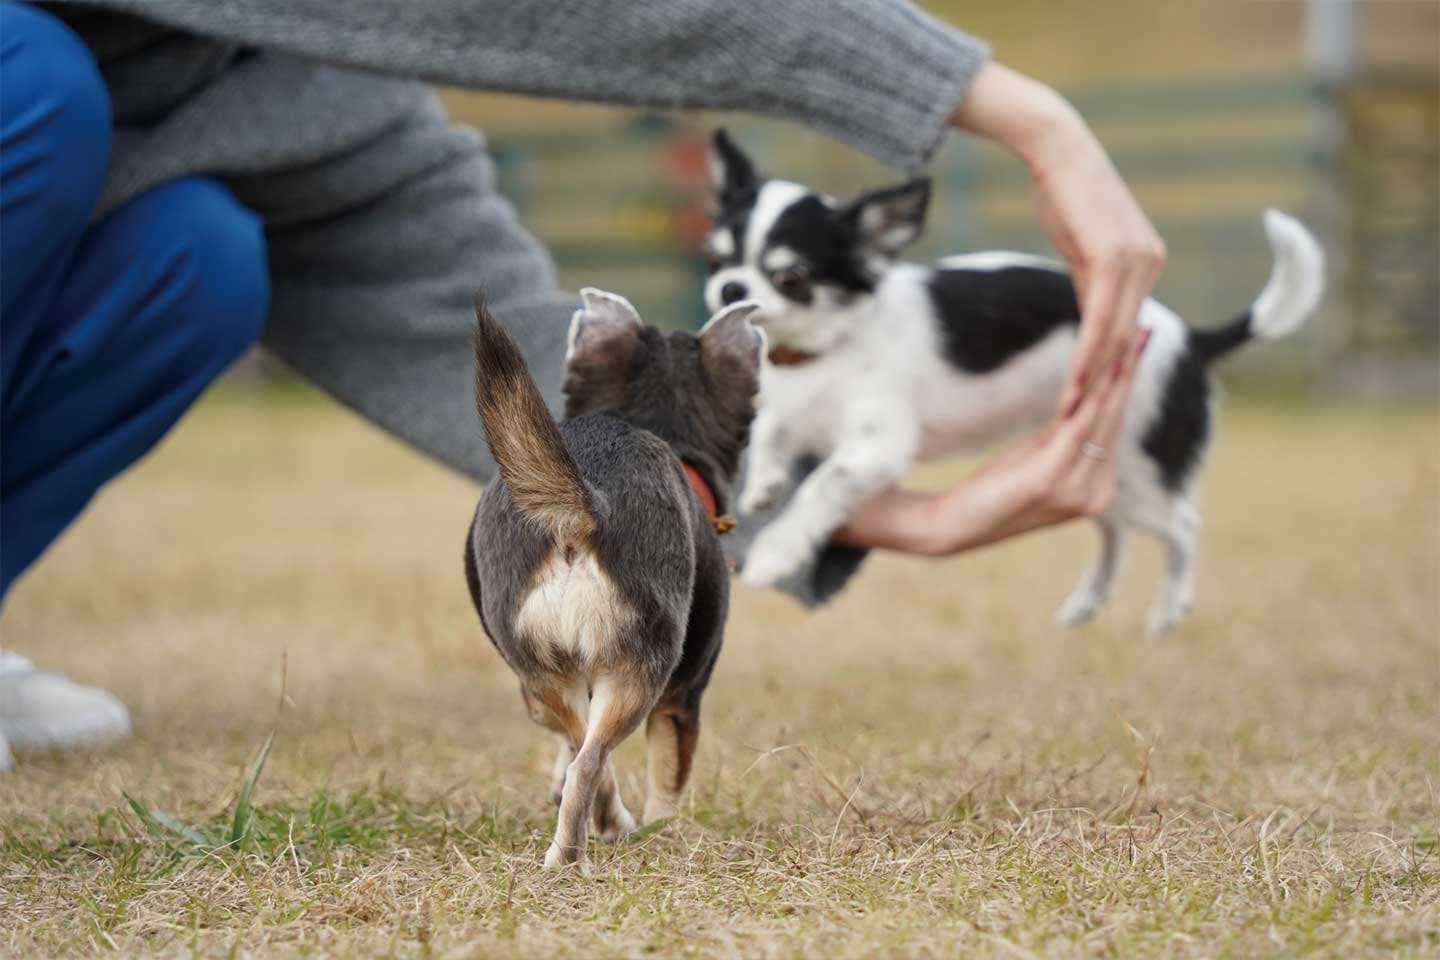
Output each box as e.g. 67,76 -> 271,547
2,385 -> 1437,958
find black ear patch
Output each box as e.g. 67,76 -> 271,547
842,178 -> 931,257
765,195 -> 876,295
710,128 -> 759,208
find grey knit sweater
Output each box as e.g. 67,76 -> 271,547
43,0 -> 990,603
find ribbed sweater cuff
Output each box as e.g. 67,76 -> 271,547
735,3 -> 990,171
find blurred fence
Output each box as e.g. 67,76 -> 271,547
486,68 -> 1437,396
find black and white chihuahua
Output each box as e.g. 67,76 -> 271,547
465,290 -> 762,869
704,130 -> 1324,635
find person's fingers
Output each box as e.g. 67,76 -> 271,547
1049,371 -> 1111,466
1093,326 -> 1151,441
1107,266 -> 1152,361
1090,263 -> 1147,369
1059,265 -> 1125,416
1070,327 -> 1152,489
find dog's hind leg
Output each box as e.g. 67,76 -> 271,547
1146,500 -> 1199,637
546,672 -> 653,870
524,681 -> 584,808
549,737 -> 573,807
540,706 -> 634,835
591,759 -> 638,843
1056,518 -> 1128,627
642,703 -> 700,824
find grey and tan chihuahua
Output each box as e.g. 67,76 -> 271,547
465,289 -> 762,870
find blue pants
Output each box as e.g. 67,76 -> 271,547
0,3 -> 270,600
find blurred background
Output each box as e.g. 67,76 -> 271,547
425,0 -> 1437,398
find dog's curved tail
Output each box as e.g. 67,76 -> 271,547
1190,209 -> 1325,364
473,296 -> 597,548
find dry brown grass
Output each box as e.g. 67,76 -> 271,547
2,384 -> 1437,958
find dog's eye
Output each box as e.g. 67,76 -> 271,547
771,267 -> 810,295
704,253 -> 724,275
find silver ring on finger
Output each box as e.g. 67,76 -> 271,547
1081,441 -> 1108,461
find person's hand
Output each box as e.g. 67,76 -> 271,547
832,61 -> 1167,558
834,330 -> 1150,555
950,62 -> 1166,415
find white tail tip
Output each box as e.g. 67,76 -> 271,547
1252,209 -> 1325,340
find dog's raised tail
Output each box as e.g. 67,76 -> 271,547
1191,209 -> 1325,363
473,296 -> 597,547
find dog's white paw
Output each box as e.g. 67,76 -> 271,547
642,799 -> 679,826
741,531 -> 808,588
1145,598 -> 1192,638
1056,588 -> 1103,628
543,840 -> 590,873
738,473 -> 787,515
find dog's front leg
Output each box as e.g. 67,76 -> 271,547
742,412 -> 916,589
738,408 -> 794,516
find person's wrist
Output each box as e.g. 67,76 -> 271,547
1007,85 -> 1084,171
1014,101 -> 1107,198
916,482 -> 988,556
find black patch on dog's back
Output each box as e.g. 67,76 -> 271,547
765,196 -> 874,295
928,266 -> 1080,374
1142,343 -> 1212,492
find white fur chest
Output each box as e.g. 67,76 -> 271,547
757,349 -> 892,458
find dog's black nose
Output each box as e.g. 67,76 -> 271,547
719,281 -> 749,306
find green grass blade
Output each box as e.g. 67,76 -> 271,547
125,793 -> 216,847
229,728 -> 276,850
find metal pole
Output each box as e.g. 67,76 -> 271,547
1305,0 -> 1361,85
1304,0 -> 1362,385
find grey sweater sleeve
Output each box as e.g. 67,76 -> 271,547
77,0 -> 988,171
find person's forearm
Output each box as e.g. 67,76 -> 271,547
953,63 -> 1165,416
835,485 -> 993,557
834,327 -> 1153,560
73,0 -> 990,171
833,489 -> 936,554
949,62 -> 1085,167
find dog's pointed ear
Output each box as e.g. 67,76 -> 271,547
566,287 -> 642,367
842,177 -> 931,257
563,287 -> 644,416
710,128 -> 759,206
698,300 -> 765,396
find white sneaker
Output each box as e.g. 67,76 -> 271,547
0,652 -> 131,766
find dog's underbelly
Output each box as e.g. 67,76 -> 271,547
514,549 -> 632,671
914,328 -> 1073,460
